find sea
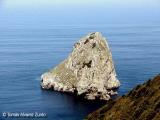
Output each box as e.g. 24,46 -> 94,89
0,23 -> 160,120
0,2 -> 160,119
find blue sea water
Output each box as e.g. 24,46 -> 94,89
0,24 -> 160,120
1,1 -> 160,119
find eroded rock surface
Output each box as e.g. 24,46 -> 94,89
41,32 -> 120,100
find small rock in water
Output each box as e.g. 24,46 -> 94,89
41,32 -> 120,100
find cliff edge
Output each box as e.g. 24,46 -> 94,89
86,74 -> 160,120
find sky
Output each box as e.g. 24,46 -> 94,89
1,0 -> 160,8
0,0 -> 160,26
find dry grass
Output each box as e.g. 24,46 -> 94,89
86,74 -> 160,120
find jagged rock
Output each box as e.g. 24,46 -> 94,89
41,32 -> 120,100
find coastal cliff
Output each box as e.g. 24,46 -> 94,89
86,74 -> 160,120
41,32 -> 120,100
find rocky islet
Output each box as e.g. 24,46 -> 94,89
41,32 -> 120,100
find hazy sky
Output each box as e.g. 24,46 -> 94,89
0,0 -> 160,25
2,0 -> 160,7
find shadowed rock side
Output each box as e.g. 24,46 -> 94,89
86,74 -> 160,120
41,32 -> 120,100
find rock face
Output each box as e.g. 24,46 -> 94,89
86,74 -> 160,120
41,32 -> 120,100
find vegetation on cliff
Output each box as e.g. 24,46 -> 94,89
86,74 -> 160,120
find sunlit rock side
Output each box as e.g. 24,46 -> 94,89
41,32 -> 120,100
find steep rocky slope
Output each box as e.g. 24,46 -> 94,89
86,74 -> 160,120
41,32 -> 120,100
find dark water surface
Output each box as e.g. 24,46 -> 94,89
0,24 -> 160,120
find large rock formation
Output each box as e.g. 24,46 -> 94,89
86,74 -> 160,120
41,32 -> 120,100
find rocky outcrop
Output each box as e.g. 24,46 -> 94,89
86,74 -> 160,120
41,32 -> 120,100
